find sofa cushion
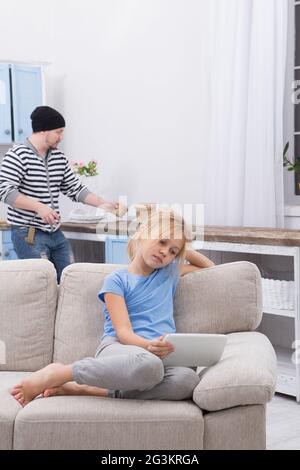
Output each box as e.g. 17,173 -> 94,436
0,259 -> 58,371
193,332 -> 277,411
174,261 -> 262,334
0,388 -> 22,450
14,396 -> 204,450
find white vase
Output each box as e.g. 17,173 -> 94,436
80,175 -> 100,195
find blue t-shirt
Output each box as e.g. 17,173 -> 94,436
98,262 -> 180,340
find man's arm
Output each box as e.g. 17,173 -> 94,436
83,193 -> 127,216
12,194 -> 60,225
60,159 -> 127,216
82,193 -> 117,211
180,249 -> 215,276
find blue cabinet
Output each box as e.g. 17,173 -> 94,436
105,236 -> 129,264
11,65 -> 43,143
0,64 -> 12,144
2,230 -> 18,260
0,63 -> 43,144
2,233 -> 128,263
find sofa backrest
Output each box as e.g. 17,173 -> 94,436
0,259 -> 57,371
54,261 -> 262,364
173,261 -> 262,333
53,263 -> 124,363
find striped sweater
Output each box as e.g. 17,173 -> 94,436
0,142 -> 90,232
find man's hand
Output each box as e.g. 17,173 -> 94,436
99,201 -> 127,217
36,203 -> 60,225
147,336 -> 175,359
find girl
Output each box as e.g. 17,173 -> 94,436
11,209 -> 214,406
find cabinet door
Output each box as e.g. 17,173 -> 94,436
11,65 -> 43,143
2,243 -> 18,260
2,230 -> 18,260
2,229 -> 12,243
105,237 -> 129,264
0,63 -> 12,144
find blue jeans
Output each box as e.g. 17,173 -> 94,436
11,226 -> 73,283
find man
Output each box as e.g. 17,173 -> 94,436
0,105 -> 121,282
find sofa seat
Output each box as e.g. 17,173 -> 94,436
0,389 -> 22,450
13,395 -> 204,450
0,373 -> 31,450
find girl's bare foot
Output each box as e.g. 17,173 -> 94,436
43,381 -> 108,398
11,363 -> 72,406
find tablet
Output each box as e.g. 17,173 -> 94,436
162,333 -> 227,367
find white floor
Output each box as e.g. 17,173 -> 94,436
267,393 -> 300,450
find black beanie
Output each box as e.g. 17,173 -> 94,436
31,106 -> 66,132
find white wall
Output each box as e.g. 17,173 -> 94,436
1,0 -> 207,220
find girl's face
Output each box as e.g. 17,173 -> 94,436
139,238 -> 184,269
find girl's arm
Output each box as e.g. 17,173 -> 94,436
104,293 -> 148,348
180,249 -> 215,277
104,293 -> 174,357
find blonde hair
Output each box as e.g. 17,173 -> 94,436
127,208 -> 192,262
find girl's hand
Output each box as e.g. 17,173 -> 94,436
147,335 -> 175,358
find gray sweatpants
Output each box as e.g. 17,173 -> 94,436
72,336 -> 200,400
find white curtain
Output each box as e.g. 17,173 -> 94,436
201,0 -> 288,227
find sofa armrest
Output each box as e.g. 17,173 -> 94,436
193,332 -> 277,412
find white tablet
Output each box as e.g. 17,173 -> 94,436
162,333 -> 227,367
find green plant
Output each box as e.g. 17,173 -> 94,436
283,142 -> 300,173
72,160 -> 98,177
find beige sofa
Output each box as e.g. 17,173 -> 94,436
0,259 -> 277,450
